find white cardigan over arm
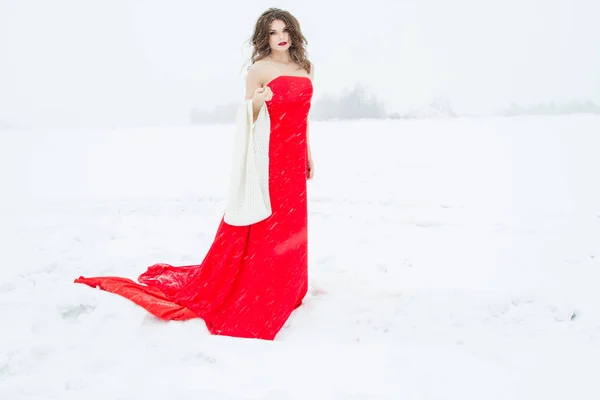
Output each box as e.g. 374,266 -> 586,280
223,100 -> 272,226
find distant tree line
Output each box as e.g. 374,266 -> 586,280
309,84 -> 387,120
189,103 -> 240,125
187,87 -> 600,124
190,83 -> 397,124
3,93 -> 597,131
0,120 -> 15,130
501,100 -> 600,117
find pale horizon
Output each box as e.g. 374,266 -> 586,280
1,0 -> 598,128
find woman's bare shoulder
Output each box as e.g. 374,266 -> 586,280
247,61 -> 272,84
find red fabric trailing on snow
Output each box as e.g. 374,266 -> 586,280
75,76 -> 313,340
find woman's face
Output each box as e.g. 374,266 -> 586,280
268,19 -> 291,53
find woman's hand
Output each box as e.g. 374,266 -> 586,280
307,157 -> 314,180
252,85 -> 273,106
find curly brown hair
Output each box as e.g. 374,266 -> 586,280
249,8 -> 311,74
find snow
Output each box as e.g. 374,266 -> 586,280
1,115 -> 600,399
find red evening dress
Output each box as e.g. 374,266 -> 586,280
75,75 -> 313,341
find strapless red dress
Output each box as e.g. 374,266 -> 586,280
75,75 -> 313,340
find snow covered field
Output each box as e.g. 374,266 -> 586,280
1,115 -> 600,399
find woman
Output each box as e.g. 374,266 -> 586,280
74,8 -> 314,341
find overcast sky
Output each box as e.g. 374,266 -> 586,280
0,0 -> 598,128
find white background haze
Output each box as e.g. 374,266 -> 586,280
1,0 -> 599,128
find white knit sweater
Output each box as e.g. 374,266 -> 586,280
223,100 -> 272,226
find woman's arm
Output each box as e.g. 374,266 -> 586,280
306,63 -> 315,179
307,120 -> 312,160
307,62 -> 315,160
245,64 -> 271,122
306,62 -> 315,156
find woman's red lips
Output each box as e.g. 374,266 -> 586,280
278,42 -> 287,46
